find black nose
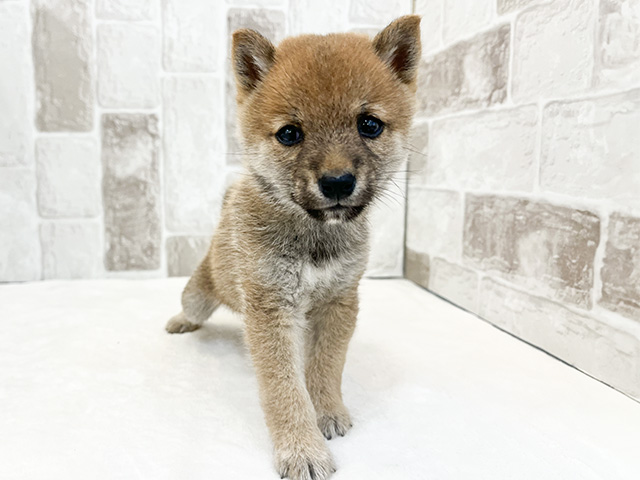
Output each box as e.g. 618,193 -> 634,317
319,174 -> 356,200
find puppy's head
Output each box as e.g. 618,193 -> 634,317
232,16 -> 421,223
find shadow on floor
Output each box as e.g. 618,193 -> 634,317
191,321 -> 248,358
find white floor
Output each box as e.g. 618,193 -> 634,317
1,278 -> 639,480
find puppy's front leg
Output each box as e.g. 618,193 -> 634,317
306,288 -> 358,440
245,304 -> 335,480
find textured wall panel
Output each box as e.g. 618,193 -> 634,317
102,114 -> 161,271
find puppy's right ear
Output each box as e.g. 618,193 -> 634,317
232,29 -> 276,94
373,15 -> 421,85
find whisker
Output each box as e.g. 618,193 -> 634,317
401,146 -> 427,157
377,192 -> 403,208
378,190 -> 405,204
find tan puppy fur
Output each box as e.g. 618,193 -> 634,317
166,16 -> 421,480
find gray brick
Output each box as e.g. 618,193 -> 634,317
601,214 -> 640,320
595,0 -> 640,88
102,114 -> 161,271
416,24 -> 509,118
32,0 -> 93,132
0,169 -> 40,281
404,248 -> 429,290
166,236 -> 211,277
464,196 -> 600,308
0,2 -> 32,167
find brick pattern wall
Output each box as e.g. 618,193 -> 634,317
407,0 -> 640,399
3,0 -> 637,399
0,0 -> 413,282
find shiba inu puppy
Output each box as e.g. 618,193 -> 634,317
166,15 -> 421,480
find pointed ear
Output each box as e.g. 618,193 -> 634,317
232,29 -> 276,94
372,15 -> 421,84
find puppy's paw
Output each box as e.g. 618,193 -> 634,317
275,439 -> 335,480
165,312 -> 201,334
317,407 -> 352,440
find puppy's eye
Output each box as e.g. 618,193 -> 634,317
275,125 -> 303,146
357,115 -> 384,139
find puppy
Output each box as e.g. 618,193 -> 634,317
166,16 -> 421,480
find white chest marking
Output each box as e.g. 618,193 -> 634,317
300,261 -> 342,292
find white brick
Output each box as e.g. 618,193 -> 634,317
289,0 -> 347,35
414,0 -> 443,54
225,0 -> 285,4
97,24 -> 160,108
498,0 -> 546,14
366,168 -> 407,277
428,107 -> 537,191
163,0 -> 221,72
349,0 -> 412,27
595,0 -> 640,89
0,3 -> 32,167
163,77 -> 226,233
407,122 -> 429,187
540,90 -> 640,208
512,0 -> 596,102
40,222 -> 101,279
443,0 -> 493,45
96,0 -> 157,20
480,278 -> 640,399
36,138 -> 100,218
0,169 -> 40,281
406,188 -> 462,262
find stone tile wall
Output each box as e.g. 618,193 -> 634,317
4,0 -> 637,400
408,0 -> 640,400
0,0 -> 413,283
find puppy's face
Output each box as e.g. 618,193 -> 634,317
233,16 -> 421,222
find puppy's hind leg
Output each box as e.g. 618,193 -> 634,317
166,258 -> 220,334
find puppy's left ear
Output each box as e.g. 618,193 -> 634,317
232,29 -> 276,94
373,15 -> 421,84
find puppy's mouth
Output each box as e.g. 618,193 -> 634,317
305,204 -> 365,222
